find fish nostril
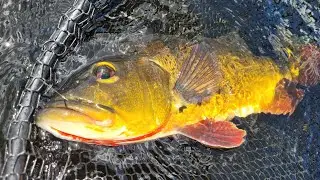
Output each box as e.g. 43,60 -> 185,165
63,99 -> 68,108
179,105 -> 187,113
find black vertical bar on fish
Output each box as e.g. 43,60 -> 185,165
0,0 -> 98,179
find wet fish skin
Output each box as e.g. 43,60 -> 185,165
36,35 -> 320,148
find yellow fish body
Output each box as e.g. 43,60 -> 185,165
36,35 -> 320,148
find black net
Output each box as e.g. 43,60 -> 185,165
0,0 -> 319,179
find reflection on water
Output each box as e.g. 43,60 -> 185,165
0,0 -> 319,179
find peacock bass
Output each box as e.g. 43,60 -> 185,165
36,34 -> 320,148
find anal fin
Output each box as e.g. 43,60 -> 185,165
178,120 -> 246,148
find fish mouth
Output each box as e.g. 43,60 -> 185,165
36,99 -> 170,146
35,99 -> 126,141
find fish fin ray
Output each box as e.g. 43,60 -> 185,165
263,78 -> 304,115
298,44 -> 320,86
174,43 -> 222,103
177,120 -> 246,148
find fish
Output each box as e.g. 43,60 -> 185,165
35,34 -> 320,148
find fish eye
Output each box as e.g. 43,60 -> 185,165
92,62 -> 119,83
94,66 -> 115,80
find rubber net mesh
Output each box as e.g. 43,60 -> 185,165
0,0 -> 319,179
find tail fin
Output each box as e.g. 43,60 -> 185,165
297,44 -> 320,86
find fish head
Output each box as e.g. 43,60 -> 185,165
36,57 -> 172,144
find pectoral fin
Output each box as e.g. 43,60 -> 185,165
174,43 -> 222,103
178,120 -> 246,148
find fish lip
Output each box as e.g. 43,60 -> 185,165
49,126 -> 92,143
37,99 -> 117,142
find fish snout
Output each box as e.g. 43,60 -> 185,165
35,100 -> 127,141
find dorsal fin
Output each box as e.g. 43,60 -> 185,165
206,32 -> 251,56
142,40 -> 182,83
174,43 -> 222,103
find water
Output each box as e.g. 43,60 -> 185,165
0,0 -> 319,179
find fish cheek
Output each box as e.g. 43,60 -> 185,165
110,63 -> 171,135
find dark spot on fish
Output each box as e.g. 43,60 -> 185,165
179,105 -> 187,113
63,99 -> 68,108
97,104 -> 115,113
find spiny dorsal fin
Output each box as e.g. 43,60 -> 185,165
142,41 -> 182,83
174,43 -> 222,103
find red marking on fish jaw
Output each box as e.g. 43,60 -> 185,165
53,118 -> 169,146
55,130 -> 119,146
298,44 -> 320,86
178,120 -> 246,148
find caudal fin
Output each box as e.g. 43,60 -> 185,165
297,44 -> 320,86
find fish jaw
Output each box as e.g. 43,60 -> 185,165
35,100 -> 172,146
36,106 -> 129,142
